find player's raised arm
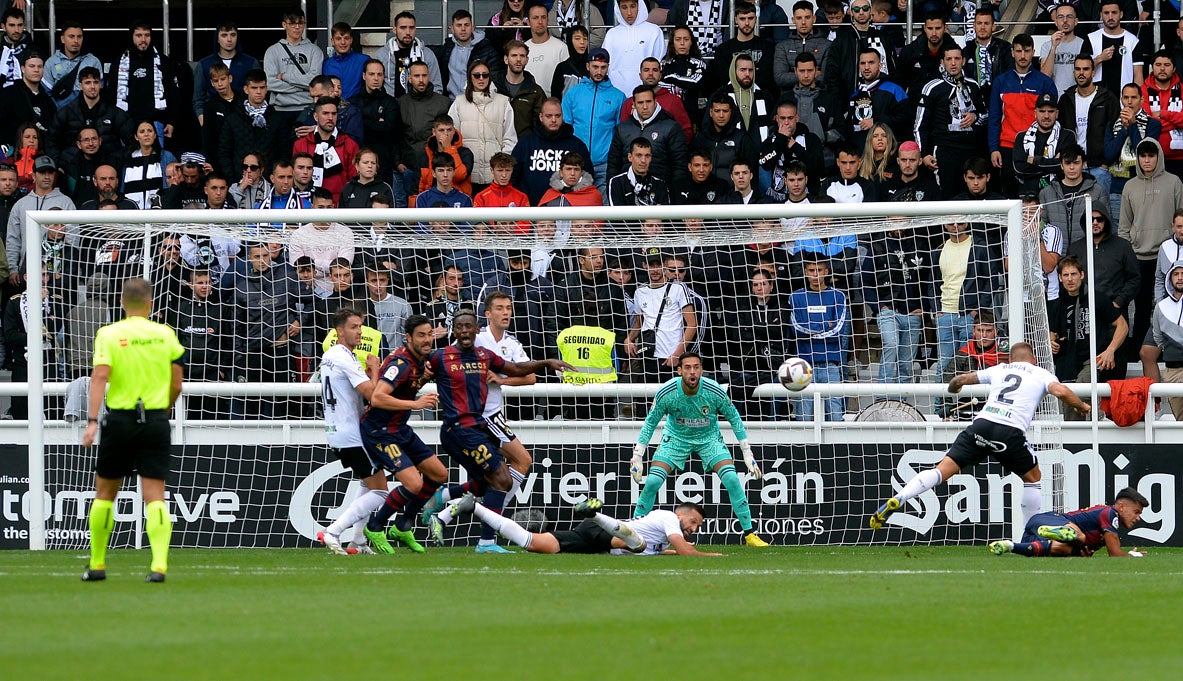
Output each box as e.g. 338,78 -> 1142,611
1048,381 -> 1090,417
368,374 -> 438,411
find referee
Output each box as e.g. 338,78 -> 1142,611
81,278 -> 185,583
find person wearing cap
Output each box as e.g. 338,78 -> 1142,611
1012,91 -> 1076,192
1151,258 -> 1183,420
0,48 -> 55,143
4,154 -> 75,286
562,47 -> 625,197
988,33 -> 1057,189
914,43 -> 988,198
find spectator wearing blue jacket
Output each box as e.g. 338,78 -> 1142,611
789,255 -> 850,422
415,153 -> 474,209
322,23 -> 370,100
193,21 -> 259,125
561,48 -> 625,196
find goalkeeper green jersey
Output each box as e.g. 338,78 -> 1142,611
638,376 -> 748,447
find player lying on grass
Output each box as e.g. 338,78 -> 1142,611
870,343 -> 1089,531
446,495 -> 722,556
631,352 -> 770,547
988,487 -> 1149,558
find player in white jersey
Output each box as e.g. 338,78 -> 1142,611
315,308 -> 387,555
421,291 -> 538,539
444,495 -> 722,556
870,343 -> 1090,531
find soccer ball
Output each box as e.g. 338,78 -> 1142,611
778,357 -> 813,392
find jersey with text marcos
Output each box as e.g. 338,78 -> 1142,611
361,346 -> 430,433
638,376 -> 749,448
426,344 -> 507,429
1062,504 -> 1121,549
974,362 -> 1057,433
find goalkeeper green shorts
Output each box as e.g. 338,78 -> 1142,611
652,435 -> 732,473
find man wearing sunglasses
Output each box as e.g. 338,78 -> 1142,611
823,0 -> 895,106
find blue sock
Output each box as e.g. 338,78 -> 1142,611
479,486 -> 508,542
1012,540 -> 1051,557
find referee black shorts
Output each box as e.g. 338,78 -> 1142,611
96,410 -> 172,480
332,446 -> 381,479
946,419 -> 1039,476
553,519 -> 615,554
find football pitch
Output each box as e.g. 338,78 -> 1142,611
3,546 -> 1181,680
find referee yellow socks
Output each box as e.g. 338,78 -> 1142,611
88,499 -> 115,571
145,500 -> 172,575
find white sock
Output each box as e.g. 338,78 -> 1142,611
1021,482 -> 1042,525
440,488 -> 453,504
327,488 -> 386,538
437,505 -> 455,525
592,512 -> 643,550
474,501 -> 532,549
504,468 -> 524,510
896,468 -> 944,503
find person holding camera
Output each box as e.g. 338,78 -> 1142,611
624,248 -> 697,385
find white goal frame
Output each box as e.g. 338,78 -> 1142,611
22,200 -> 1027,549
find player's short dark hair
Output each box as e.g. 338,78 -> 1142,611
453,306 -> 479,323
332,307 -> 363,330
79,66 -> 102,82
730,159 -> 753,174
310,187 -> 334,203
784,160 -> 808,177
311,74 -> 335,91
216,20 -> 238,33
364,58 -> 384,73
836,141 -> 861,158
629,136 -> 652,153
1060,144 -> 1085,164
677,351 -> 702,367
709,92 -> 734,108
2,7 -> 25,22
923,9 -> 946,23
404,313 -> 432,336
283,8 -> 306,23
633,83 -> 655,98
1057,254 -> 1085,274
313,95 -> 340,113
794,52 -> 817,68
203,171 -> 228,187
858,47 -> 882,61
975,310 -> 996,327
432,114 -> 455,128
689,147 -> 712,163
1153,48 -> 1174,65
331,21 -> 353,37
975,4 -> 997,18
489,152 -> 515,169
792,0 -> 814,13
676,501 -> 707,518
370,193 -> 393,207
1012,33 -> 1034,49
431,153 -> 456,170
1075,54 -> 1094,67
561,151 -> 585,168
734,1 -> 757,15
963,156 -> 992,176
292,151 -> 314,164
941,43 -> 963,59
484,290 -> 512,308
1115,487 -> 1150,508
244,67 -> 267,85
394,10 -> 416,25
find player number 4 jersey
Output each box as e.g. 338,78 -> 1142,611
975,362 -> 1057,433
320,344 -> 369,449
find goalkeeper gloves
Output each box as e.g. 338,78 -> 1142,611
739,440 -> 762,480
630,444 -> 646,484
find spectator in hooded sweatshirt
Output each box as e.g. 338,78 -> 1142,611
512,97 -> 592,205
263,9 -> 324,139
538,151 -> 602,207
602,0 -> 666,95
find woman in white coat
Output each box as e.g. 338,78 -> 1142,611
448,60 -> 518,194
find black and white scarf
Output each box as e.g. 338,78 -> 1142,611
554,0 -> 581,32
245,99 -> 269,128
1022,120 -> 1061,160
943,71 -> 975,126
626,168 -> 658,206
387,36 -> 425,95
114,48 -> 166,113
122,149 -> 163,209
1110,109 -> 1151,179
0,39 -> 27,86
313,132 -> 344,187
689,0 -> 725,58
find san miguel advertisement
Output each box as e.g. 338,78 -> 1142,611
0,443 -> 1177,549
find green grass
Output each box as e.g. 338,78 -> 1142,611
3,546 -> 1182,680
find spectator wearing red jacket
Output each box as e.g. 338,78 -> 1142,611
416,114 -> 474,197
1142,49 -> 1183,176
291,96 -> 358,204
538,151 -> 603,206
474,152 -> 531,234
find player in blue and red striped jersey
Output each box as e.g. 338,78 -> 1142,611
988,487 -> 1150,558
357,314 -> 449,554
420,306 -> 574,553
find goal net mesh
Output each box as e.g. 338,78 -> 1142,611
25,201 -> 1058,549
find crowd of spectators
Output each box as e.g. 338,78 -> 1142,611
3,1 -> 1183,423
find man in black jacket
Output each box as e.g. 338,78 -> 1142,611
51,67 -> 132,157
0,49 -> 55,141
914,44 -> 989,198
608,137 -> 671,206
823,1 -> 896,106
104,22 -> 182,142
607,85 -> 688,187
1057,55 -> 1120,190
691,93 -> 758,185
1066,203 -> 1140,339
897,12 -> 960,101
218,68 -> 287,183
760,100 -> 824,200
351,58 -> 401,179
675,148 -> 731,205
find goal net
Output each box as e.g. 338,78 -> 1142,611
21,199 -> 1058,550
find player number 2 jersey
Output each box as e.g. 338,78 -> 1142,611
320,344 -> 369,449
975,362 -> 1057,432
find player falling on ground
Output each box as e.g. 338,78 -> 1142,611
370,307 -> 573,553
870,342 -> 1090,531
347,314 -> 449,554
420,291 -> 538,540
988,487 -> 1149,558
630,352 -> 770,547
316,308 -> 390,555
446,495 -> 722,556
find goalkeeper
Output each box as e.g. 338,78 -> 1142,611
630,352 -> 770,547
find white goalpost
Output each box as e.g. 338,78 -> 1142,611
21,199 -> 1063,551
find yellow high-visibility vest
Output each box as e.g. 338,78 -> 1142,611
323,325 -> 385,364
557,325 -> 617,384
